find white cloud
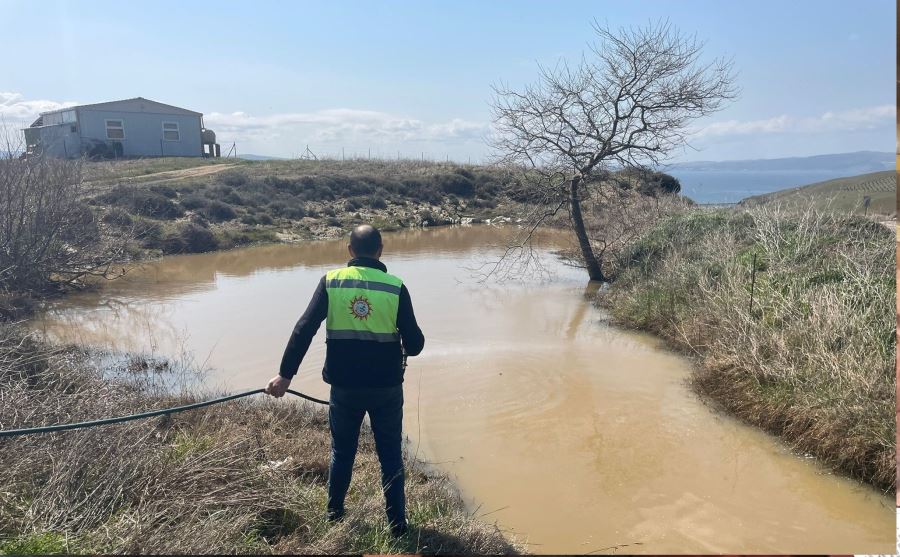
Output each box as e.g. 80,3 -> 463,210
0,92 -> 78,126
693,104 -> 895,138
0,92 -> 489,158
4,91 -> 891,161
204,108 -> 487,145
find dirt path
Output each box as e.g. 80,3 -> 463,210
136,164 -> 238,183
85,163 -> 238,187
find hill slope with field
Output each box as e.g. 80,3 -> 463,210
738,170 -> 896,216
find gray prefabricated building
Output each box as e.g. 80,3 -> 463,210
24,97 -> 213,158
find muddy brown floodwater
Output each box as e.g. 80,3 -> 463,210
31,226 -> 894,554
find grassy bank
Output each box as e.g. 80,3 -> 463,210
601,207 -> 896,491
86,158 -> 516,256
0,325 -> 518,554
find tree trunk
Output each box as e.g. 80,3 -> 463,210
569,178 -> 605,282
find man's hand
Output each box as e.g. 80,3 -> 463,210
265,375 -> 292,398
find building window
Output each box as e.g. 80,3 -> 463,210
105,120 -> 125,140
43,109 -> 76,127
162,122 -> 180,141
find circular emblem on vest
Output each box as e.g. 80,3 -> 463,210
349,295 -> 373,320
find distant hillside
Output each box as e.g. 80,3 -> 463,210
738,170 -> 896,216
668,151 -> 894,173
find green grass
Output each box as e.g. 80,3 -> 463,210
169,431 -> 215,461
740,170 -> 896,216
0,532 -> 71,555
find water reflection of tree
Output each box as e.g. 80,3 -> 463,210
36,297 -> 192,362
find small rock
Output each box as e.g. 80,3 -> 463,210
259,456 -> 294,473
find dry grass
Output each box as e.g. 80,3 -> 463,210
81,157 -> 239,183
80,157 -> 513,255
0,326 -> 519,555
602,206 -> 896,491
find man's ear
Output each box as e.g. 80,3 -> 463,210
375,246 -> 383,258
348,244 -> 355,258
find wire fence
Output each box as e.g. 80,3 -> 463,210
218,141 -> 484,166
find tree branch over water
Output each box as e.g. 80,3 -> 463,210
489,19 -> 738,282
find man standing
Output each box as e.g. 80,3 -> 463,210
265,224 -> 425,538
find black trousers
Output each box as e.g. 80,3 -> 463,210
327,385 -> 405,528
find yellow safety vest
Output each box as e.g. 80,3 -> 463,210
325,266 -> 403,342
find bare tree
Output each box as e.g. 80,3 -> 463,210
491,20 -> 737,281
0,127 -> 130,298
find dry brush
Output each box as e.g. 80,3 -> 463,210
602,206 -> 896,491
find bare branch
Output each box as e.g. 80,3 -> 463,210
488,20 -> 737,281
0,125 -> 133,298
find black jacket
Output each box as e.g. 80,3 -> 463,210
278,257 -> 425,388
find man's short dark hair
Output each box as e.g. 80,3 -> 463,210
350,224 -> 382,257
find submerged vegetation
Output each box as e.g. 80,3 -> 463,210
602,206 -> 896,491
0,324 -> 518,555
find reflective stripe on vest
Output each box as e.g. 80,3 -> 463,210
325,266 -> 402,343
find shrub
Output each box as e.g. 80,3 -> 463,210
0,155 -> 129,294
218,227 -> 279,248
282,205 -> 307,220
99,187 -> 183,219
149,184 -> 178,199
366,196 -> 388,210
265,176 -> 302,194
470,198 -> 497,209
223,190 -> 245,205
202,201 -> 237,222
267,200 -> 287,215
452,167 -> 475,180
220,170 -> 247,188
242,192 -> 269,208
162,223 -> 219,254
257,214 -> 274,225
102,207 -> 133,227
636,171 -> 682,196
134,219 -> 162,242
179,194 -> 208,210
436,173 -> 475,197
203,185 -> 244,205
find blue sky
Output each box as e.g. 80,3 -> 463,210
1,0 -> 895,162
